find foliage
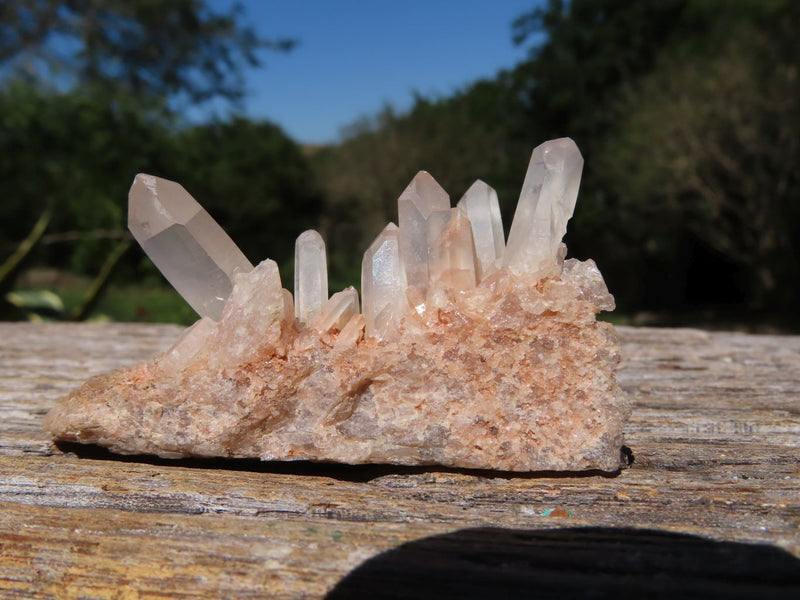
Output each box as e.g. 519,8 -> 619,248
0,1 -> 313,320
0,82 -> 321,287
0,81 -> 172,275
170,118 -> 323,282
14,270 -> 198,324
596,2 -> 800,309
511,0 -> 691,142
0,0 -> 294,108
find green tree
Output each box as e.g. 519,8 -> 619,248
1,0 -> 294,107
597,2 -> 800,310
0,82 -> 175,274
171,118 -> 323,283
512,0 -> 690,143
0,2 -> 308,321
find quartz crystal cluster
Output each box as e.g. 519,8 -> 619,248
44,138 -> 630,472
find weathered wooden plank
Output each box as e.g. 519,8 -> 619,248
0,499 -> 422,599
1,322 -> 799,598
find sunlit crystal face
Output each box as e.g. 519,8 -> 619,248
503,138 -> 583,277
427,207 -> 476,292
314,287 -> 359,333
457,180 -> 505,280
294,230 -> 328,325
361,223 -> 407,340
398,171 -> 450,295
128,174 -> 253,321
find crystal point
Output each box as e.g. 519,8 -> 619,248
457,180 -> 504,281
294,230 -> 328,325
398,171 -> 450,294
314,286 -> 359,333
427,207 -> 477,294
158,316 -> 217,372
128,174 -> 254,321
503,138 -> 583,277
362,223 -> 408,341
333,313 -> 365,350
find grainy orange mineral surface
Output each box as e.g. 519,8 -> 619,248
44,257 -> 629,472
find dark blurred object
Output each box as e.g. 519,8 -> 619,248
327,527 -> 800,600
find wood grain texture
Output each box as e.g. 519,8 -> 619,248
1,322 -> 799,598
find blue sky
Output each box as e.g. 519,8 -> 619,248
203,1 -> 538,144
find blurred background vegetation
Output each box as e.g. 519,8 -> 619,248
1,0 -> 798,331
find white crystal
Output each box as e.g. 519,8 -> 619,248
334,313 -> 365,350
294,230 -> 328,325
128,174 -> 254,321
563,258 -> 615,311
159,316 -> 217,371
398,171 -> 450,295
457,180 -> 504,281
361,223 -> 408,341
503,138 -> 583,277
314,286 -> 359,333
427,207 -> 477,294
282,289 -> 295,324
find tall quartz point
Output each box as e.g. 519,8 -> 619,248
398,172 -> 450,294
427,207 -> 477,293
457,180 -> 504,281
362,223 -> 407,341
294,230 -> 328,325
503,138 -> 584,277
128,174 -> 253,321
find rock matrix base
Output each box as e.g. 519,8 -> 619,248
44,138 -> 630,472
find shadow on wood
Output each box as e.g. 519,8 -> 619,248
326,527 -> 800,600
54,441 -> 633,483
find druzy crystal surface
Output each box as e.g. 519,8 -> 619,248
45,138 -> 630,472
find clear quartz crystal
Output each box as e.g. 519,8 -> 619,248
427,207 -> 477,294
503,138 -> 584,277
281,289 -> 295,324
294,230 -> 328,325
128,174 -> 254,321
314,286 -> 359,333
361,223 -> 408,340
457,180 -> 504,281
159,316 -> 216,371
398,172 -> 450,295
333,313 -> 365,350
